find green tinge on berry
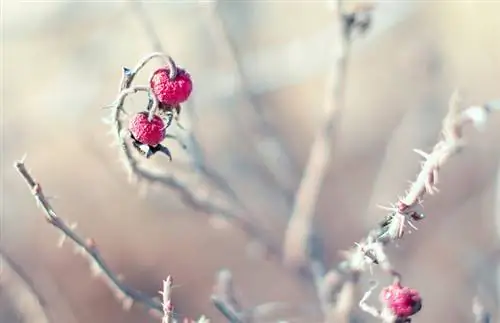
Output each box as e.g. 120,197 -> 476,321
128,112 -> 166,146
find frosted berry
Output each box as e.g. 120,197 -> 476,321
128,112 -> 166,146
150,67 -> 193,105
380,282 -> 422,318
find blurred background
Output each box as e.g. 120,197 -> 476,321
2,1 -> 500,322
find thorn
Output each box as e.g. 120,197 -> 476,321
20,153 -> 28,163
101,117 -> 114,125
90,262 -> 103,277
57,233 -> 67,248
145,146 -> 154,159
122,297 -> 134,311
122,66 -> 132,76
408,221 -> 418,231
73,246 -> 84,255
158,144 -> 173,161
432,169 -> 439,185
413,149 -> 430,159
377,204 -> 395,211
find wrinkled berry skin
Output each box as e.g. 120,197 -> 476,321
150,67 -> 193,105
380,283 -> 422,318
128,112 -> 166,146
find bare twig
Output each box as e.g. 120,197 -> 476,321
283,0 -> 352,269
211,270 -> 244,323
199,0 -> 298,197
211,269 -> 297,323
211,296 -> 243,323
14,158 -> 164,316
338,95 -> 499,319
0,250 -> 50,323
472,297 -> 491,323
281,1 -> 374,320
160,277 -> 174,323
494,147 -> 500,318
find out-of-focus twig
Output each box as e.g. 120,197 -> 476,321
0,250 -> 51,323
283,0 -> 358,269
281,1 -> 374,320
211,269 -> 245,323
14,158 -> 165,316
199,0 -> 298,198
472,296 -> 491,323
211,269 -> 298,323
494,148 -> 500,318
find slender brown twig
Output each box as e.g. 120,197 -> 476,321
14,158 -> 164,316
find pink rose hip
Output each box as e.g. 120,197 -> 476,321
128,112 -> 166,146
380,282 -> 422,318
150,67 -> 193,105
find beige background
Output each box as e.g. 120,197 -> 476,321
2,1 -> 500,323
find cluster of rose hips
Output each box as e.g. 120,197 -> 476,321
127,65 -> 193,160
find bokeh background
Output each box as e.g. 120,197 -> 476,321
2,1 -> 500,323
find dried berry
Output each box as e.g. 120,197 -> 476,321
128,112 -> 166,146
150,67 -> 193,105
380,282 -> 422,318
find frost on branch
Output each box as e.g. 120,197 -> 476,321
324,92 -> 498,322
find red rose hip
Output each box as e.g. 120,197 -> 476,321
150,67 -> 193,105
128,112 -> 166,146
380,282 -> 422,318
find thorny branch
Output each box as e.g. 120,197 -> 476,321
15,159 -> 212,322
326,95 -> 500,321
105,53 -> 282,263
130,0 -> 244,208
160,277 -> 174,323
14,159 -> 165,316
